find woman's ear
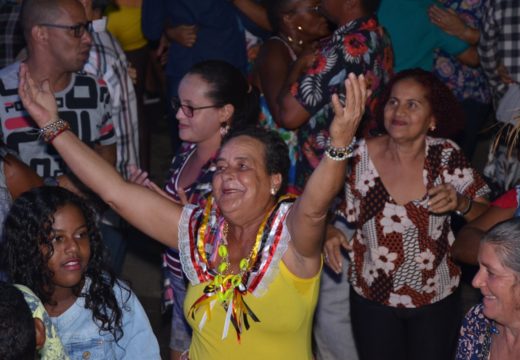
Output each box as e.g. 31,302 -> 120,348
270,173 -> 283,194
219,104 -> 235,126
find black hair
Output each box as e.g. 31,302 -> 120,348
262,0 -> 296,33
375,68 -> 465,139
2,186 -> 128,343
222,127 -> 290,197
187,60 -> 260,131
0,282 -> 35,360
361,0 -> 382,14
481,218 -> 520,276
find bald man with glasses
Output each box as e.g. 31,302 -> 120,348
0,0 -> 116,185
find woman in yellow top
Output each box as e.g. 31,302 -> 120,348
18,64 -> 368,359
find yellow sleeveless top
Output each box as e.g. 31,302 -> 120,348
106,6 -> 147,51
184,260 -> 320,359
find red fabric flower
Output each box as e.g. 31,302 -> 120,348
343,34 -> 369,57
307,54 -> 327,75
359,19 -> 377,31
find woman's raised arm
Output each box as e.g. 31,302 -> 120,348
18,63 -> 182,248
287,73 -> 367,266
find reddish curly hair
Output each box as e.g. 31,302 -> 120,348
375,68 -> 465,139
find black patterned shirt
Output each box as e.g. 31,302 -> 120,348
291,15 -> 393,190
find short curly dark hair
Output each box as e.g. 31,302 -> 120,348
375,68 -> 465,139
2,186 -> 128,343
222,127 -> 290,197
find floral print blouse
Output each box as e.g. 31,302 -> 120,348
344,137 -> 489,307
456,303 -> 494,359
433,0 -> 491,104
292,15 -> 393,190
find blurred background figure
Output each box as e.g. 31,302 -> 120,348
478,0 -> 520,195
141,0 -> 247,153
106,0 -> 151,171
428,0 -> 492,160
251,0 -> 330,194
0,282 -> 46,360
0,0 -> 24,69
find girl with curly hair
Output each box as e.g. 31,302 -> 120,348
2,186 -> 159,359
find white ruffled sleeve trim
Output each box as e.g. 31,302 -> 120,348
178,204 -> 202,286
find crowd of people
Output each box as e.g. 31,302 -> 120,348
0,0 -> 519,359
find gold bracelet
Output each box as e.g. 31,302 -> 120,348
39,119 -> 70,143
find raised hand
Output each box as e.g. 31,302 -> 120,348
428,6 -> 466,38
18,63 -> 58,127
329,73 -> 368,147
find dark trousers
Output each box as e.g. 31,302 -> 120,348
350,287 -> 461,360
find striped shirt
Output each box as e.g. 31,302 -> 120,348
84,17 -> 139,178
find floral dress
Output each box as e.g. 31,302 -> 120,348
292,15 -> 393,190
455,303 -> 494,359
344,137 -> 489,307
433,0 -> 490,104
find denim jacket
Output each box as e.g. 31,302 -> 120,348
50,278 -> 160,359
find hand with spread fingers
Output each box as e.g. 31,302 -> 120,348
329,73 -> 369,147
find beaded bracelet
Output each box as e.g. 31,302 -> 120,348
324,137 -> 357,161
39,119 -> 70,143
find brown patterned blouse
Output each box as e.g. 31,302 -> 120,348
344,137 -> 489,307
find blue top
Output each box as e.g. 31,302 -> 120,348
141,0 -> 247,95
378,0 -> 469,71
432,0 -> 490,104
455,303 -> 493,360
50,278 -> 160,359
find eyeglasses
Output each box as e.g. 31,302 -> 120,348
39,22 -> 92,38
171,97 -> 220,118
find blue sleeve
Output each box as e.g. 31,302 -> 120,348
141,0 -> 165,41
434,25 -> 469,56
116,285 -> 161,359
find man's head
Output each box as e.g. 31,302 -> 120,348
0,282 -> 45,360
21,0 -> 92,72
320,0 -> 381,25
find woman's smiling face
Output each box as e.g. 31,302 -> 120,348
212,136 -> 280,224
472,242 -> 520,325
